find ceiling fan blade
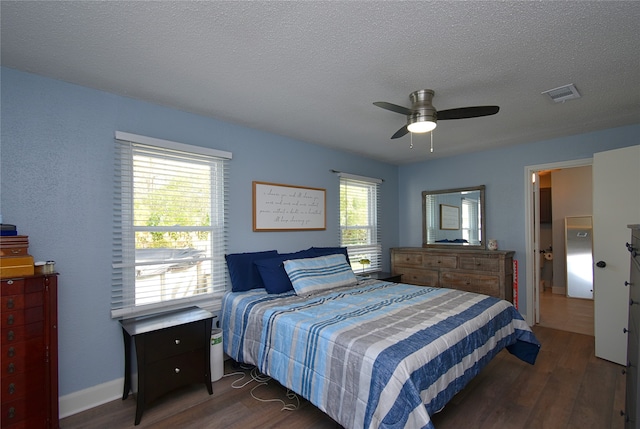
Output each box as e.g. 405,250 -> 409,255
373,101 -> 413,116
437,106 -> 500,120
391,125 -> 409,139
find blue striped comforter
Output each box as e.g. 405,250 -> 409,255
222,280 -> 540,429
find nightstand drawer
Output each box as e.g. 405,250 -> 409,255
143,322 -> 205,363
144,351 -> 206,404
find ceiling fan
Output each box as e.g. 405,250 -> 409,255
373,89 -> 500,139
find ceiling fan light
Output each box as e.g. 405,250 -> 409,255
407,120 -> 437,133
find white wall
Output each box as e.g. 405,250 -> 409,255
550,166 -> 593,291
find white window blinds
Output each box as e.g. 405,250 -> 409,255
112,132 -> 231,319
339,173 -> 382,273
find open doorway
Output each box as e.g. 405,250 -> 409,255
524,159 -> 594,336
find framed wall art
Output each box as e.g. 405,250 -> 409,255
439,204 -> 460,230
253,181 -> 326,231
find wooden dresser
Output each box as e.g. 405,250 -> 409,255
391,247 -> 515,302
1,274 -> 58,429
625,225 -> 640,428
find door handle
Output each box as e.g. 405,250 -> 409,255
596,261 -> 606,268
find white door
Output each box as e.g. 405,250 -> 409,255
533,172 -> 541,323
593,145 -> 640,365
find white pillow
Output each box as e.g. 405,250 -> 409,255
283,254 -> 357,296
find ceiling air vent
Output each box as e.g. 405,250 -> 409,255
542,84 -> 581,103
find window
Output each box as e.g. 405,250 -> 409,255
339,173 -> 382,273
461,196 -> 480,244
112,132 -> 231,319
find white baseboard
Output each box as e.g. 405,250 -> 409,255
59,377 -> 126,419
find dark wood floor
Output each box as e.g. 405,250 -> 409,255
60,326 -> 625,429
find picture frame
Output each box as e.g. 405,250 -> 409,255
253,181 -> 326,231
439,204 -> 460,230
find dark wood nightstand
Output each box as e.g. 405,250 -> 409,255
120,306 -> 213,425
363,271 -> 402,283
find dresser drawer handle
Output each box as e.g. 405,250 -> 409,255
7,298 -> 14,309
7,315 -> 14,325
8,347 -> 15,357
8,407 -> 15,419
175,339 -> 181,345
7,330 -> 14,341
174,367 -> 181,374
624,328 -> 629,334
8,383 -> 15,395
8,363 -> 15,373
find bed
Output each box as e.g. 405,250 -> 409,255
221,252 -> 540,429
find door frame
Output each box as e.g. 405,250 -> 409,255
524,158 -> 593,326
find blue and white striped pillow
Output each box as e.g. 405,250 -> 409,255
283,254 -> 357,296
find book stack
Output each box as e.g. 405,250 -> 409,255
0,232 -> 34,278
1,224 -> 18,236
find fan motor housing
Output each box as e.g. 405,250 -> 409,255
408,90 -> 437,124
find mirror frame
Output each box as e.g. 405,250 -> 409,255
422,185 -> 486,249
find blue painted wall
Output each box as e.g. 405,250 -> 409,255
2,66 -> 638,400
398,125 -> 639,313
0,68 -> 399,396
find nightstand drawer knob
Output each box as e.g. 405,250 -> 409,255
8,383 -> 15,395
7,330 -> 14,341
175,339 -> 181,345
8,363 -> 15,373
174,367 -> 181,374
8,347 -> 15,357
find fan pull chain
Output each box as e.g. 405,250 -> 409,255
430,131 -> 434,153
410,132 -> 413,149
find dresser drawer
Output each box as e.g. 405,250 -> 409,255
143,322 -> 206,363
422,255 -> 457,269
458,256 -> 501,272
2,321 -> 44,345
392,252 -> 423,267
1,306 -> 44,330
2,339 -> 45,378
1,279 -> 24,296
440,272 -> 500,297
2,369 -> 45,402
396,268 -> 439,286
1,393 -> 46,428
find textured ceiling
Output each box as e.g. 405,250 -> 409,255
2,1 -> 639,164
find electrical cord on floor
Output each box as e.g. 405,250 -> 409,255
223,365 -> 300,411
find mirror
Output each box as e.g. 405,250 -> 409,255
422,185 -> 486,248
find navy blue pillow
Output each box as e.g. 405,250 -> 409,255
254,249 -> 316,294
225,250 -> 278,292
310,246 -> 350,264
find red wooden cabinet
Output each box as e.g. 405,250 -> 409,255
1,274 -> 58,429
